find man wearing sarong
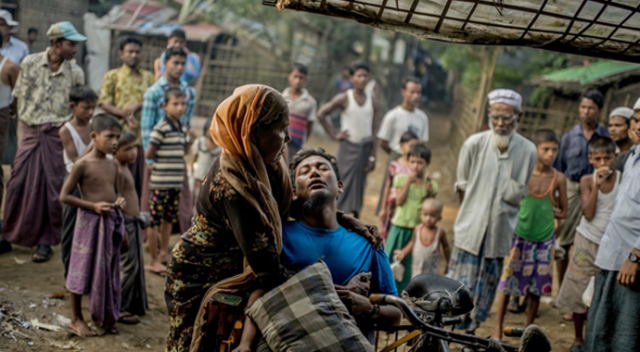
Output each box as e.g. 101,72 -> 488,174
375,76 -> 429,215
2,22 -> 85,262
317,61 -> 379,218
100,35 -> 155,201
586,122 -> 640,352
141,46 -> 195,255
449,89 -> 536,332
553,90 -> 609,285
0,30 -> 20,255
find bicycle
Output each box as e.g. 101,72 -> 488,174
370,274 -> 551,352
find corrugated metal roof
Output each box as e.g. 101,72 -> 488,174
101,0 -> 223,41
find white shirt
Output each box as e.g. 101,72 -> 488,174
454,131 -> 537,258
595,146 -> 640,271
341,89 -> 374,144
377,106 -> 429,154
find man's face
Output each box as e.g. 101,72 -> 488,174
488,103 -> 519,136
120,43 -> 141,68
288,69 -> 307,91
631,111 -> 640,144
608,115 -> 629,142
294,155 -> 343,206
0,19 -> 11,39
351,69 -> 370,90
168,36 -> 186,48
28,31 -> 37,42
165,55 -> 186,80
55,40 -> 79,60
579,98 -> 600,125
402,81 -> 421,109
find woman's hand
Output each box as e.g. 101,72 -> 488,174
338,213 -> 384,250
336,288 -> 374,316
335,272 -> 371,297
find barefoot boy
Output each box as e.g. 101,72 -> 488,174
60,114 -> 126,336
114,129 -> 148,324
145,88 -> 195,275
555,136 -> 620,352
59,86 -> 97,277
494,129 -> 568,340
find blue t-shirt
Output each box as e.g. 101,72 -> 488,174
282,220 -> 398,296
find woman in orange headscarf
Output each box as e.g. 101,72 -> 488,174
165,85 -> 293,351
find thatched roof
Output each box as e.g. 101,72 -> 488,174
264,0 -> 640,62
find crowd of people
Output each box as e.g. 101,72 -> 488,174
0,11 -> 637,352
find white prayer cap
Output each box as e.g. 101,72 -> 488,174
609,107 -> 633,120
634,98 -> 640,111
488,89 -> 522,111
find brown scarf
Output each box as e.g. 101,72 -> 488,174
189,85 -> 292,352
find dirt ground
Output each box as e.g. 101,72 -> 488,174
0,112 -> 575,351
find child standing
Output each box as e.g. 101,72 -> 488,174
60,114 -> 125,336
555,136 -> 620,352
408,198 -> 450,277
385,144 -> 438,291
114,129 -> 148,324
378,131 -> 419,239
59,86 -> 97,274
145,88 -> 195,275
493,129 -> 568,340
191,119 -> 221,205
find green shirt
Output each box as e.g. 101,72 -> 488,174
515,194 -> 555,241
391,173 -> 439,229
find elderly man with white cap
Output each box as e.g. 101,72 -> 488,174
609,106 -> 635,154
0,22 -> 86,262
448,88 -> 537,333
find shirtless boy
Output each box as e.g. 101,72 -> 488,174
60,114 -> 126,336
114,129 -> 148,324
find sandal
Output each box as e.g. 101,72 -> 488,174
33,245 -> 53,263
118,312 -> 140,325
563,312 -> 574,321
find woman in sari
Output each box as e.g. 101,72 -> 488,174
165,85 -> 379,352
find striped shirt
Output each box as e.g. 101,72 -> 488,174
149,118 -> 186,190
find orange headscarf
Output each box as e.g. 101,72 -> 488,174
190,84 -> 293,352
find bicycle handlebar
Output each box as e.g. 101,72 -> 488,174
370,294 -> 519,352
503,327 -> 525,338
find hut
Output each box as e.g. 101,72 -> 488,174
518,61 -> 640,138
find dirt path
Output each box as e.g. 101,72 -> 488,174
0,112 -> 574,351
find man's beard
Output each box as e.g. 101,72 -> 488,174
489,120 -> 517,150
302,191 -> 332,214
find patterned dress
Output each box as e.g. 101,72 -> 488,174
165,159 -> 289,352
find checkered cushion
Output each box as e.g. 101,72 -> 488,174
245,261 -> 374,352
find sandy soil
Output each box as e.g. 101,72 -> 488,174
0,112 -> 575,351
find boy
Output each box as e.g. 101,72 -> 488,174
145,88 -> 195,275
555,136 -> 620,352
493,129 -> 568,340
59,86 -> 97,277
114,129 -> 149,324
282,63 -> 317,161
191,119 -> 221,206
385,144 -> 438,291
60,114 -> 126,336
410,198 -> 450,277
